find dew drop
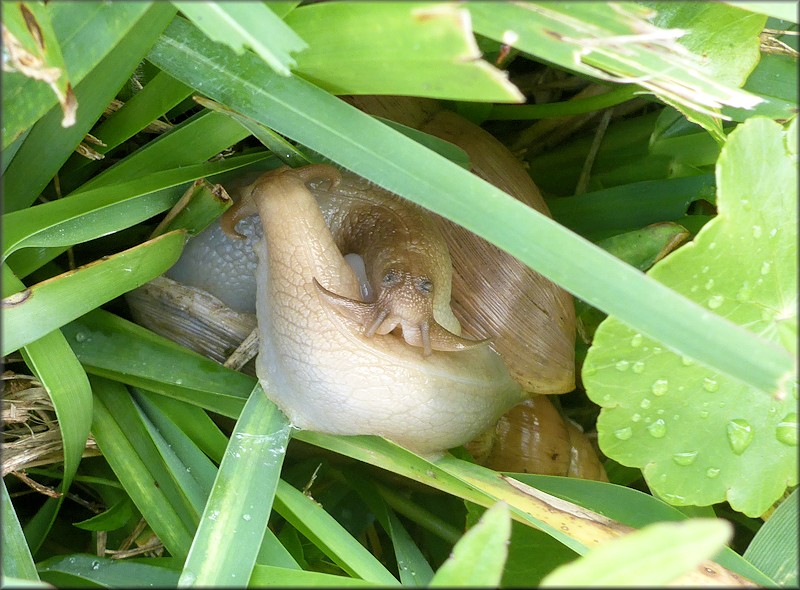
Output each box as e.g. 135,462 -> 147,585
672,451 -> 698,465
614,427 -> 633,440
701,265 -> 710,274
91,561 -> 101,571
681,355 -> 695,366
736,283 -> 752,302
706,467 -> 720,478
700,411 -> 709,419
776,413 -> 798,446
760,261 -> 771,275
769,228 -> 778,238
752,225 -> 762,238
707,295 -> 724,309
708,241 -> 716,250
75,332 -> 88,343
631,413 -> 642,422
647,419 -> 667,438
651,379 -> 669,396
703,378 -> 719,392
630,333 -> 643,347
652,346 -> 663,354
615,360 -> 630,372
727,419 -> 753,454
602,394 -> 612,403
704,278 -> 715,290
690,285 -> 699,293
640,398 -> 652,409
242,514 -> 252,521
632,361 -> 646,374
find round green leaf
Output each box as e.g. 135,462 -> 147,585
584,117 -> 798,517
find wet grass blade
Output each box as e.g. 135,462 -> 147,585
179,385 -> 291,586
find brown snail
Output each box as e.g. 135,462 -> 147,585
128,97 -> 606,476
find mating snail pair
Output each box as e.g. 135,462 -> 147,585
128,96 -> 606,479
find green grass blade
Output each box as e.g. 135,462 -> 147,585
90,376 -> 197,560
429,502 -> 511,587
3,231 -> 185,356
2,480 -> 39,581
36,554 -> 180,588
284,2 -> 522,101
173,1 -> 307,77
179,385 -> 291,586
744,489 -> 798,587
250,565 -> 378,587
64,309 -> 254,418
147,15 -> 792,394
3,153 -> 266,259
540,519 -> 732,587
1,2 -> 154,149
274,480 -> 400,586
2,3 -> 177,212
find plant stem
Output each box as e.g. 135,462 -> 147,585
487,85 -> 642,120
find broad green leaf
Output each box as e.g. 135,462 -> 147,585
2,480 -> 39,581
179,385 -> 291,587
429,502 -> 510,587
645,2 -> 766,88
2,2 -> 153,148
745,489 -> 798,587
468,2 -> 762,117
724,53 -> 800,122
2,3 -> 176,211
725,2 -> 799,23
285,2 -> 523,101
147,15 -> 793,397
584,117 -> 798,516
63,309 -> 254,419
274,480 -> 400,585
540,519 -> 732,586
2,231 -> 185,356
173,1 -> 307,76
37,554 -> 180,588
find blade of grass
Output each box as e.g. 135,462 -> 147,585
2,2 -> 154,149
2,480 -> 39,581
250,565 -> 378,587
179,385 -> 291,586
273,480 -> 400,586
148,16 -> 792,394
3,3 -> 177,211
173,1 -> 307,76
36,554 -> 180,588
3,152 -> 267,261
90,376 -> 197,560
488,85 -> 643,120
3,231 -> 186,355
63,309 -> 254,418
744,489 -> 798,587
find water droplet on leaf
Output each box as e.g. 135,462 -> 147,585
614,427 -> 633,440
727,419 -> 753,454
761,261 -> 771,275
704,278 -> 715,290
672,451 -> 698,465
631,413 -> 641,422
706,467 -> 720,478
703,378 -> 719,392
776,413 -> 797,446
630,334 -> 643,347
640,398 -> 652,409
752,225 -> 762,238
681,356 -> 695,366
632,361 -> 646,374
615,360 -> 630,371
651,379 -> 669,396
707,295 -> 724,309
647,419 -> 667,438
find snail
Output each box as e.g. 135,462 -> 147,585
128,97 -> 607,475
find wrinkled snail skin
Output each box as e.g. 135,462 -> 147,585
236,165 -> 523,458
223,165 -> 485,356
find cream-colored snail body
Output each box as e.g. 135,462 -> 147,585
217,164 -> 522,458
